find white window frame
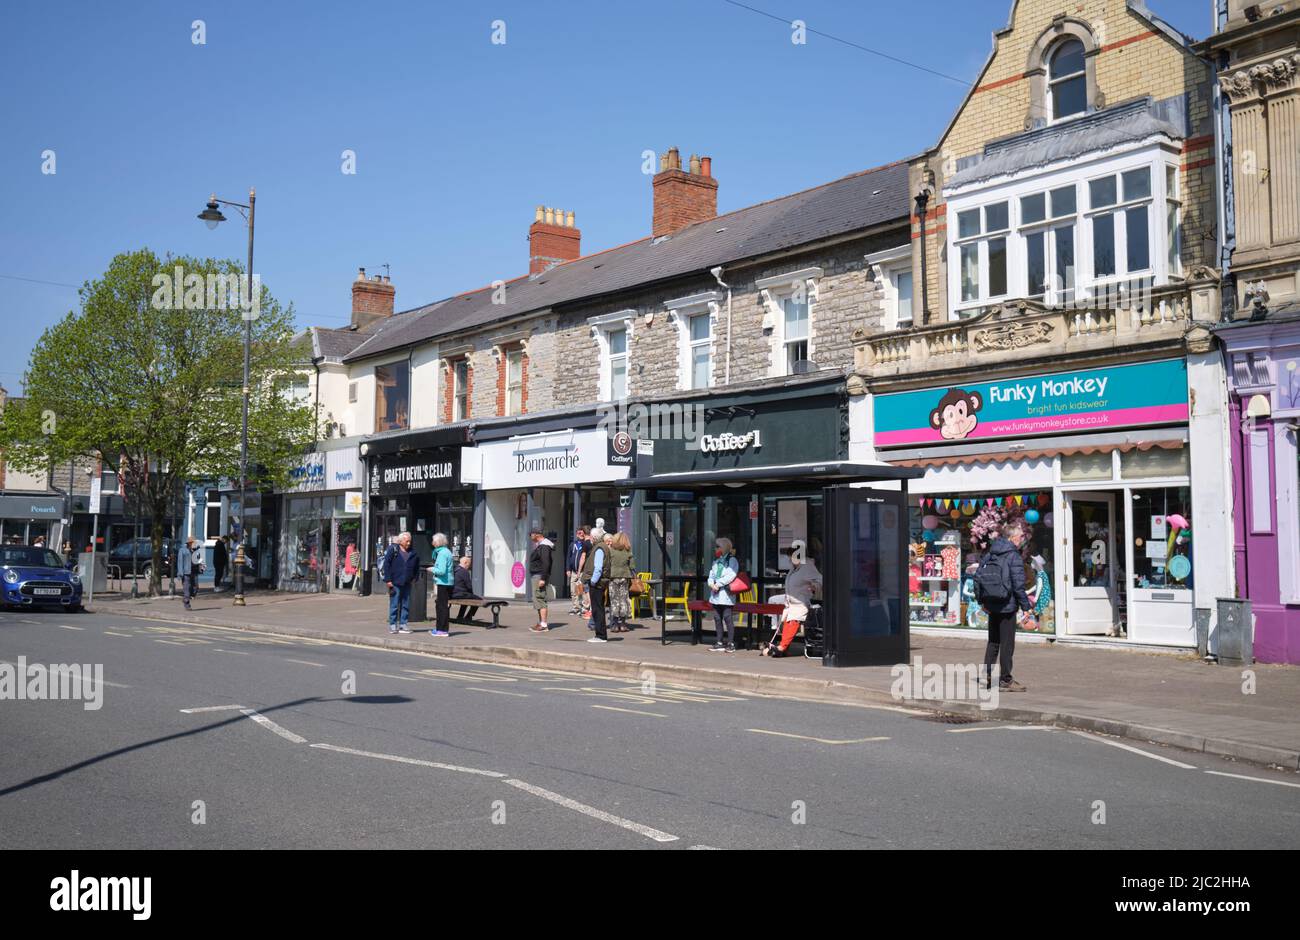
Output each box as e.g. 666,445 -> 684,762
756,267 -> 822,377
453,358 -> 469,422
944,141 -> 1181,320
665,292 -> 720,391
588,309 -> 637,402
866,245 -> 914,329
1047,38 -> 1087,123
1018,184 -> 1080,306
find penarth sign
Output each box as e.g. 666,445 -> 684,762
872,358 -> 1189,448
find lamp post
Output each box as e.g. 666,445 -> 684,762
198,188 -> 255,607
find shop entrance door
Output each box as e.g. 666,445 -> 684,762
1064,492 -> 1117,635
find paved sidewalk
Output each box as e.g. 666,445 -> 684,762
96,587 -> 1300,771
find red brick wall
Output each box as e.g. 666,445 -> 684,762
529,223 -> 581,274
443,359 -> 472,423
652,169 -> 719,237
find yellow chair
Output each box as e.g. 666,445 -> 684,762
734,585 -> 758,629
630,571 -> 653,618
663,579 -> 691,620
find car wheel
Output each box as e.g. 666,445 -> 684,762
142,564 -> 153,583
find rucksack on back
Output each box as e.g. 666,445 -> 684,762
974,551 -> 1011,606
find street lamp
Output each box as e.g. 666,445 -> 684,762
197,188 -> 255,607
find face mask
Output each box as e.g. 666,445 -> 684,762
715,549 -> 725,558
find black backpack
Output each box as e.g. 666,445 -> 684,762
974,550 -> 1012,607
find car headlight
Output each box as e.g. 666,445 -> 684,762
70,572 -> 81,585
2,568 -> 17,584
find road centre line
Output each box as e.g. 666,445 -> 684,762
368,672 -> 419,681
103,631 -> 133,637
503,779 -> 679,843
748,729 -> 890,745
56,624 -> 84,631
1068,730 -> 1197,769
467,687 -> 529,697
1204,770 -> 1300,790
239,708 -> 308,744
310,742 -> 506,778
592,704 -> 667,718
284,658 -> 325,668
213,648 -> 250,655
180,705 -> 245,713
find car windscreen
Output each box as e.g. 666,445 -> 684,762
0,548 -> 63,568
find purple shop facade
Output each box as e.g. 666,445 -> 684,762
1218,313 -> 1300,665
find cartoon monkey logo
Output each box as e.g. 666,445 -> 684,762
930,388 -> 982,440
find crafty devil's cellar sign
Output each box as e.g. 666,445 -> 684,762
370,449 -> 461,495
872,359 -> 1189,448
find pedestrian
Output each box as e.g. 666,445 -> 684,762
382,531 -> 421,635
61,540 -> 76,570
451,555 -> 480,622
585,529 -> 609,643
177,536 -> 204,610
707,537 -> 740,652
566,526 -> 588,616
763,539 -> 822,658
430,532 -> 454,637
212,535 -> 229,591
527,529 -> 554,633
33,535 -> 46,548
605,530 -> 635,633
976,520 -> 1032,692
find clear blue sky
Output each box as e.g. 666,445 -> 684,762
0,0 -> 1207,393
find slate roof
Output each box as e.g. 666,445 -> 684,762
313,326 -> 375,361
947,98 -> 1183,190
343,160 -> 912,363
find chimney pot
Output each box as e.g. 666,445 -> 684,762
351,266 -> 396,330
689,154 -> 701,175
701,156 -> 712,177
535,205 -> 544,222
652,145 -> 719,238
566,210 -> 575,228
357,267 -> 366,281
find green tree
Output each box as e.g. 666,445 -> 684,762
0,248 -> 317,595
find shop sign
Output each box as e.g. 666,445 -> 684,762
699,430 -> 761,454
286,453 -> 326,493
606,430 -> 635,467
343,491 -> 364,514
0,495 -> 65,519
873,359 -> 1189,448
370,449 -> 462,495
326,450 -> 363,489
471,429 -> 630,490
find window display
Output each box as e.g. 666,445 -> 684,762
909,492 -> 1055,634
1130,486 -> 1192,590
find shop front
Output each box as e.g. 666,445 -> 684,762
366,444 -> 472,575
461,425 -> 631,599
0,495 -> 65,547
872,357 -> 1197,647
277,449 -> 366,594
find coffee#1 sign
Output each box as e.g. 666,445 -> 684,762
872,359 -> 1188,447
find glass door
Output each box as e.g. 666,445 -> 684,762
1064,492 -> 1117,635
1126,486 -> 1194,647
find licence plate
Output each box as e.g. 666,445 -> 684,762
33,588 -> 62,596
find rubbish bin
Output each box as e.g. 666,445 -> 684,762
1216,597 -> 1253,666
406,572 -> 429,623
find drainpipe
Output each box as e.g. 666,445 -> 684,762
915,188 -> 932,325
1212,0 -> 1236,320
711,266 -> 732,384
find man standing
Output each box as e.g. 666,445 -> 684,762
177,536 -> 204,610
585,530 -> 609,643
977,521 -> 1032,693
528,529 -> 554,634
212,535 -> 229,591
566,526 -> 588,617
382,531 -> 420,635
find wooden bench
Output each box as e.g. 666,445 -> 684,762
686,599 -> 784,649
451,597 -> 511,629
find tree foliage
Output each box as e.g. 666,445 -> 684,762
0,248 -> 317,594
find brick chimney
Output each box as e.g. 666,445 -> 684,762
529,206 -> 581,275
351,267 -> 395,330
652,147 -> 718,238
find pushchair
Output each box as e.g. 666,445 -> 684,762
762,599 -> 824,658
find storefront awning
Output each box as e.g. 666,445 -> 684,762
620,460 -> 923,493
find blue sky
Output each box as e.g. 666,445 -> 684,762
0,0 -> 1208,393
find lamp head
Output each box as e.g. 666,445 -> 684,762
198,195 -> 226,229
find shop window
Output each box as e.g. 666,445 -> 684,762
374,361 -> 410,433
1130,487 -> 1192,591
1060,451 -> 1113,482
1119,445 -> 1190,480
909,493 -> 1054,634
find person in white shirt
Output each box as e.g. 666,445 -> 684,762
762,539 -> 821,658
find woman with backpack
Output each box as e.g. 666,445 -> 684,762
706,537 -> 741,653
976,521 -> 1032,692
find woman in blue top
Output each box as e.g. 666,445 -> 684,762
706,537 -> 741,652
430,532 -> 455,637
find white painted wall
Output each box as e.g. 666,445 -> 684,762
410,342 -> 441,429
1186,349 -> 1236,653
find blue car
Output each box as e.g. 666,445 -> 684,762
1,545 -> 84,612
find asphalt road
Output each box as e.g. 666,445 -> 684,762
2,607 -> 1299,849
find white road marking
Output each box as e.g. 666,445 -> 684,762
103,631 -> 133,637
1068,730 -> 1197,769
504,778 -> 679,843
180,704 -> 245,714
153,639 -> 188,646
947,724 -> 1056,733
92,677 -> 132,689
311,743 -> 505,778
56,624 -> 84,631
239,708 -> 307,744
1204,770 -> 1300,790
20,619 -> 38,624
213,648 -> 249,655
748,729 -> 890,745
592,704 -> 667,718
467,687 -> 529,698
688,845 -> 722,850
284,658 -> 325,668
368,672 -> 419,681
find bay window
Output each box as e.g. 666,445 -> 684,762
954,200 -> 1010,312
1021,185 -> 1077,303
1088,167 -> 1152,280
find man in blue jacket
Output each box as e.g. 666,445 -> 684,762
979,522 -> 1032,692
382,532 -> 421,634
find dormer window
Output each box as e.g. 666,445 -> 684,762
1048,39 -> 1087,121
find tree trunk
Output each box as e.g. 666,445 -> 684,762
149,501 -> 166,597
